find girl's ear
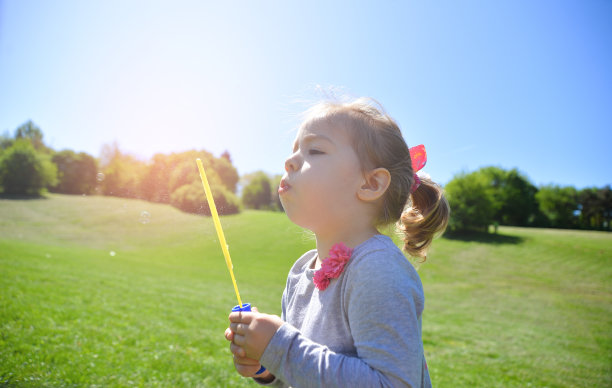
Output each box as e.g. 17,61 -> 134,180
357,168 -> 391,202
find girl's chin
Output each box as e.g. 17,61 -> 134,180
283,209 -> 316,231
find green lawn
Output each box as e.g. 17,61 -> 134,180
1,195 -> 610,387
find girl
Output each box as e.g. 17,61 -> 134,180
224,98 -> 449,387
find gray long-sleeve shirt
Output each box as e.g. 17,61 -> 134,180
258,234 -> 432,388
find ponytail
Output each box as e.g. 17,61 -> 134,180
398,176 -> 450,260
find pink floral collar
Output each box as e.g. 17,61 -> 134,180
313,242 -> 354,291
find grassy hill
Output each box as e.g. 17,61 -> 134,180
1,195 -> 610,387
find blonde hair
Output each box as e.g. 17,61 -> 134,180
301,97 -> 450,260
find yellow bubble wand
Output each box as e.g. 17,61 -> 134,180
196,158 -> 243,308
197,158 -> 267,375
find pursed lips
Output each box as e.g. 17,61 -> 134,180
278,178 -> 291,194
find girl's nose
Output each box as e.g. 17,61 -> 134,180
284,152 -> 300,173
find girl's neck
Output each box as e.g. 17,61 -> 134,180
313,225 -> 379,269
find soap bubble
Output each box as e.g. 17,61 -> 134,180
96,172 -> 105,182
139,211 -> 151,224
109,251 -> 116,257
45,253 -> 52,258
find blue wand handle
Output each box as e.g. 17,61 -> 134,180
232,303 -> 267,376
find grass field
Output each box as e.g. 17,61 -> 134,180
1,195 -> 610,387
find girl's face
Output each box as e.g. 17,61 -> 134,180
279,117 -> 364,233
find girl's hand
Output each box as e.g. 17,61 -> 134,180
224,329 -> 275,381
230,346 -> 266,377
227,308 -> 283,361
225,328 -> 260,377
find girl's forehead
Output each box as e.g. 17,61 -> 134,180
296,116 -> 352,142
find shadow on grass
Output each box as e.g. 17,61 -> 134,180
442,230 -> 524,245
0,194 -> 48,200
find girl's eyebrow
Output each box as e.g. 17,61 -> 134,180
292,133 -> 334,152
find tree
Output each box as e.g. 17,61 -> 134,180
99,142 -> 145,198
51,150 -> 97,194
140,150 -> 233,203
479,166 -> 538,226
213,156 -> 239,193
170,181 -> 241,216
241,171 -> 273,210
536,185 -> 578,228
0,139 -> 57,196
168,158 -> 202,194
140,153 -> 177,203
221,150 -> 232,163
577,185 -> 612,230
15,120 -> 49,152
603,186 -> 612,230
0,130 -> 13,151
445,170 -> 495,232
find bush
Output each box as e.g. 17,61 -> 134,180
445,171 -> 494,232
0,140 -> 57,196
51,150 -> 97,195
170,181 -> 241,216
536,185 -> 578,228
213,156 -> 239,193
140,150 -> 234,203
99,143 -> 145,198
242,172 -> 272,210
479,166 -> 538,226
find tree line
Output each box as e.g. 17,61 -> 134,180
1,121 -> 610,231
0,121 -> 244,215
445,166 -> 611,231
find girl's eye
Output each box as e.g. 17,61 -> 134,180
308,149 -> 325,155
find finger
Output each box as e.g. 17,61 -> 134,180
233,355 -> 260,366
232,333 -> 246,347
252,306 -> 259,313
229,322 -> 246,334
229,311 -> 253,324
234,362 -> 262,378
230,341 -> 246,358
225,328 -> 234,341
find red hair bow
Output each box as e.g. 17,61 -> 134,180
409,144 -> 427,193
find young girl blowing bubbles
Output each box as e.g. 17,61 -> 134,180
224,98 -> 450,387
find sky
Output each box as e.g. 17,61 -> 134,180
1,0 -> 610,189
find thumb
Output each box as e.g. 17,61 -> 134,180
252,306 -> 259,313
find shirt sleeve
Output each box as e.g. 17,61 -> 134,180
259,252 -> 426,388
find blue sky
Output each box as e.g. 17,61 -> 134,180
1,0 -> 610,189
